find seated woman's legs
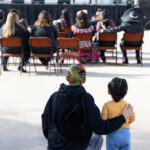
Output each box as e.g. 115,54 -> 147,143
2,56 -> 9,71
39,58 -> 49,66
100,50 -> 106,63
135,50 -> 141,64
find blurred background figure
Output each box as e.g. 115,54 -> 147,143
71,10 -> 98,63
0,9 -> 5,28
101,7 -> 144,64
90,14 -> 97,30
59,9 -> 71,29
1,12 -> 30,72
31,10 -> 58,67
95,8 -> 116,63
89,0 -> 97,4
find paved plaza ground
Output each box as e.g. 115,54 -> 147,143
0,31 -> 150,150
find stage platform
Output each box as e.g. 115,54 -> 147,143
0,3 -> 128,25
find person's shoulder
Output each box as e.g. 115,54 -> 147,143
46,91 -> 58,104
84,92 -> 95,102
51,91 -> 58,98
120,100 -> 128,105
104,100 -> 114,105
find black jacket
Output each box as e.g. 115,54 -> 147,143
0,25 -> 30,56
31,25 -> 58,53
42,84 -> 125,150
101,22 -> 144,34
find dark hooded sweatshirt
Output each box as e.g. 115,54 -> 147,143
42,84 -> 125,150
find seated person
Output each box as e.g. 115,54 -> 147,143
101,8 -> 144,64
1,12 -> 30,72
31,10 -> 58,67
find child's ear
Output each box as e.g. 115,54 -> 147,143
108,89 -> 111,95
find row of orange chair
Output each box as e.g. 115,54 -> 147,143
0,32 -> 143,75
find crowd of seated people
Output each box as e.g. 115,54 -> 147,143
0,7 -> 144,72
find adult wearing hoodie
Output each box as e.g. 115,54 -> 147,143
42,64 -> 134,150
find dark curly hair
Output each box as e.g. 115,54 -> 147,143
108,77 -> 128,102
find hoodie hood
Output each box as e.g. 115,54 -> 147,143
58,83 -> 86,102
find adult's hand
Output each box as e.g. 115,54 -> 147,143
122,104 -> 134,120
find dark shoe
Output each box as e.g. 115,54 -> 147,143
3,66 -> 8,71
122,58 -> 128,64
137,58 -> 142,64
101,57 -> 106,63
123,60 -> 128,64
18,66 -> 27,73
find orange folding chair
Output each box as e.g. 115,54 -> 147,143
58,32 -> 68,38
98,33 -> 117,63
62,26 -> 72,33
29,37 -> 56,75
73,33 -> 93,63
73,33 -> 92,50
122,33 -> 143,63
57,37 -> 80,67
0,37 -> 25,74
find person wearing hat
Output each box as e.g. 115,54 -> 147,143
42,64 -> 134,150
100,8 -> 144,64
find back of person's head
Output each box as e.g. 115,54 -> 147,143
101,19 -> 110,29
61,9 -> 70,27
19,18 -> 28,29
9,9 -> 20,17
100,9 -> 110,20
35,10 -> 52,28
0,9 -> 4,21
108,77 -> 128,102
66,64 -> 86,86
3,12 -> 19,37
76,9 -> 90,28
53,21 -> 63,32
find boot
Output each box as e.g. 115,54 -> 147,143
123,57 -> 128,64
18,66 -> 27,73
3,65 -> 8,71
137,57 -> 142,64
101,56 -> 106,63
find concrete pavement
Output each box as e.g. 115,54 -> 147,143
0,31 -> 150,150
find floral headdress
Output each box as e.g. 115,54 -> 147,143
76,9 -> 88,16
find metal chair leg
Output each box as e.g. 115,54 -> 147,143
33,58 -> 37,72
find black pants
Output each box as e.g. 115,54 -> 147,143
120,41 -> 141,60
2,47 -> 30,67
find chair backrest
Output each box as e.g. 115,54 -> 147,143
58,32 -> 68,38
30,37 -> 51,47
57,38 -> 79,50
0,37 -> 22,47
29,37 -> 52,55
73,33 -> 92,50
73,33 -> 92,41
123,33 -> 143,41
62,26 -> 72,33
98,33 -> 117,41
